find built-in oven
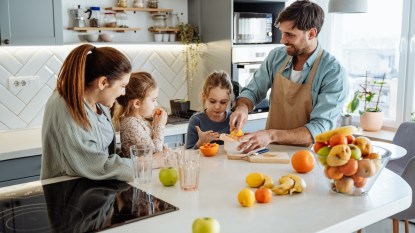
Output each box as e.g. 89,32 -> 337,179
232,45 -> 278,113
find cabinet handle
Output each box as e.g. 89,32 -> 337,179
3,39 -> 10,44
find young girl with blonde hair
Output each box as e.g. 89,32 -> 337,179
113,72 -> 167,168
186,71 -> 234,149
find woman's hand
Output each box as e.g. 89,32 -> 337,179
195,126 -> 219,148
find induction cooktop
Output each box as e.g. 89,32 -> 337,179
0,178 -> 179,233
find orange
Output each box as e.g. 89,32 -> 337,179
291,150 -> 315,173
231,128 -> 244,137
346,135 -> 355,144
329,134 -> 348,147
199,143 -> 219,157
155,108 -> 162,115
255,187 -> 272,203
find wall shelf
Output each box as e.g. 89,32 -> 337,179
68,27 -> 141,33
148,27 -> 179,33
104,7 -> 173,13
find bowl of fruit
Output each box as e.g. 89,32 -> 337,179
313,126 -> 391,196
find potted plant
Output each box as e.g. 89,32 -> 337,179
358,73 -> 386,131
340,90 -> 360,126
178,23 -> 201,92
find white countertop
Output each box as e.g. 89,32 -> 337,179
0,123 -> 188,161
0,113 -> 269,161
0,144 -> 411,233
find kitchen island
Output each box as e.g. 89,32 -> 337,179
0,144 -> 410,233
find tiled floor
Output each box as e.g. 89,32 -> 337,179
358,218 -> 415,233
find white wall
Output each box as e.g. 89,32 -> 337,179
0,44 -> 187,130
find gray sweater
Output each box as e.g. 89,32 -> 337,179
40,91 -> 133,181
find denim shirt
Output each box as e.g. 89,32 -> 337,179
239,44 -> 349,140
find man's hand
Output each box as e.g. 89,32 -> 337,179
238,130 -> 273,153
229,98 -> 252,132
195,126 -> 219,148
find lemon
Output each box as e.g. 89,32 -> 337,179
238,188 -> 255,207
245,172 -> 265,188
231,128 -> 244,137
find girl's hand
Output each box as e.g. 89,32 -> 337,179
195,126 -> 219,148
153,108 -> 167,126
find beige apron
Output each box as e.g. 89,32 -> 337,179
266,49 -> 323,130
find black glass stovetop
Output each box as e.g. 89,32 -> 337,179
0,178 -> 179,233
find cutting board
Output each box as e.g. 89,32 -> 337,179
227,151 -> 290,163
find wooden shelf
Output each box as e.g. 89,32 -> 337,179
148,27 -> 179,33
105,7 -> 173,12
68,27 -> 141,32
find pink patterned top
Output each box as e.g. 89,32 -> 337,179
120,116 -> 165,158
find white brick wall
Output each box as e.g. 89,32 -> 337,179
0,44 -> 187,130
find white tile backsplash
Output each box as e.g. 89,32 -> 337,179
0,44 -> 187,130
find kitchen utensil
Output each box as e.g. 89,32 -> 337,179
70,5 -> 86,28
100,33 -> 114,42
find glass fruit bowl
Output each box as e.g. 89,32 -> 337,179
312,144 -> 391,196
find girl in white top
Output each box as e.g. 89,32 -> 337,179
113,72 -> 167,168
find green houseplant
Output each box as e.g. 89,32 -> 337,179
178,23 -> 201,93
340,91 -> 360,126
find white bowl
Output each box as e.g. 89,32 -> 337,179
224,140 -> 244,154
100,33 -> 114,42
84,34 -> 99,42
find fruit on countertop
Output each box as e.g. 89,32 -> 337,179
199,143 -> 219,157
159,167 -> 179,186
237,188 -> 255,207
271,174 -> 306,195
313,126 -> 390,194
291,150 -> 315,173
192,217 -> 220,233
245,172 -> 265,188
255,187 -> 272,203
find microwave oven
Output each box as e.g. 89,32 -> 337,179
233,12 -> 273,44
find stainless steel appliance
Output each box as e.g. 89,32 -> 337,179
0,178 -> 179,232
232,45 -> 282,112
70,5 -> 86,28
233,12 -> 273,44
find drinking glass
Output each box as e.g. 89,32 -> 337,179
178,150 -> 200,191
130,145 -> 153,185
164,142 -> 184,168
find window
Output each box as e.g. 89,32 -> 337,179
320,0 -> 415,128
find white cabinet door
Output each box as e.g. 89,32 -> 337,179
0,0 -> 63,45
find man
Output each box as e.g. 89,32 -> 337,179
229,0 -> 348,151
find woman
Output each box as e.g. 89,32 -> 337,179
41,44 -> 133,181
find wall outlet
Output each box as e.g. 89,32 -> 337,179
8,76 -> 40,91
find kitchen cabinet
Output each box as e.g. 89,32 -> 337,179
243,117 -> 267,133
0,0 -> 63,46
0,155 -> 41,188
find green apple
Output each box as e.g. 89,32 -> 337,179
317,146 -> 330,165
192,217 -> 220,233
159,167 -> 179,186
349,144 -> 362,160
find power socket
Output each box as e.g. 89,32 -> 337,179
8,76 -> 40,91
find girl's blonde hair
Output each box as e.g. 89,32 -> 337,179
113,72 -> 157,130
57,44 -> 131,130
201,71 -> 234,109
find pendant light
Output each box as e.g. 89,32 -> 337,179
328,0 -> 368,13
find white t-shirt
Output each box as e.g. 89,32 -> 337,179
290,68 -> 302,83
